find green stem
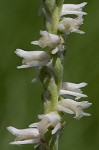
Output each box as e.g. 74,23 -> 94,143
56,0 -> 64,15
38,0 -> 64,149
50,6 -> 59,34
47,77 -> 58,110
53,55 -> 63,92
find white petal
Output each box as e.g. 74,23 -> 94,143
40,30 -> 48,37
29,123 -> 38,128
31,41 -> 39,45
31,31 -> 61,49
79,101 -> 92,109
81,112 -> 91,117
62,2 -> 87,11
38,112 -> 61,127
61,2 -> 87,17
31,77 -> 39,83
7,126 -> 19,136
7,126 -> 39,139
60,89 -> 87,99
15,49 -> 40,60
15,49 -> 28,58
61,11 -> 87,17
17,60 -> 49,69
52,123 -> 61,134
74,2 -> 87,9
74,112 -> 91,119
17,64 -> 31,69
45,112 -> 61,126
10,139 -> 38,145
52,47 -> 59,54
62,82 -> 87,90
57,105 -> 74,114
58,24 -> 65,30
74,29 -> 85,34
40,30 -> 60,42
37,118 -> 50,135
15,49 -> 50,61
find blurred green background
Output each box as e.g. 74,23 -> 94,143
0,0 -> 99,150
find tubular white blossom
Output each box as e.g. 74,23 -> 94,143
60,82 -> 87,100
62,82 -> 87,93
15,49 -> 50,69
7,126 -> 40,145
57,99 -> 92,119
29,112 -> 61,135
60,89 -> 87,100
61,2 -> 87,17
31,30 -> 62,49
58,17 -> 85,34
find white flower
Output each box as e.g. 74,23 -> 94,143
61,2 -> 87,17
58,17 -> 84,34
15,49 -> 50,69
62,82 -> 87,92
57,99 -> 92,119
7,126 -> 40,145
29,112 -> 61,135
60,82 -> 88,100
31,30 -> 63,49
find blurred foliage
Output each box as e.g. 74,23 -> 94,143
0,0 -> 99,150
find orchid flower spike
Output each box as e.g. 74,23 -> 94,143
7,126 -> 40,145
31,30 -> 63,49
61,2 -> 87,17
60,82 -> 88,100
57,99 -> 92,119
7,0 -> 92,149
15,49 -> 50,69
